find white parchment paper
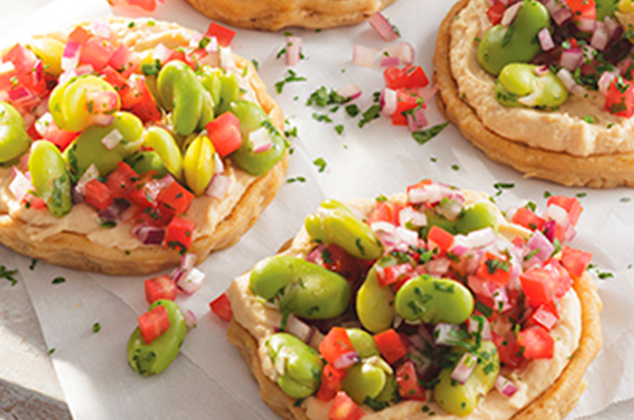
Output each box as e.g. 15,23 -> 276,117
1,0 -> 633,418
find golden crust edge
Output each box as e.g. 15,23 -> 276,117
182,0 -> 398,31
433,0 -> 634,189
0,18 -> 289,276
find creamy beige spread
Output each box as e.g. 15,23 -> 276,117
0,19 -> 267,252
227,192 -> 582,420
450,0 -> 634,157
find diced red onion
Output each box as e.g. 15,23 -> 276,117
533,64 -> 551,76
213,153 -> 225,174
177,267 -> 205,295
577,17 -> 597,32
437,198 -> 462,221
352,44 -> 375,68
249,127 -> 272,153
134,225 -> 165,245
395,226 -> 419,246
333,351 -> 360,370
9,167 -> 32,202
380,88 -> 398,116
408,332 -> 432,352
285,36 -> 302,67
368,12 -> 400,42
75,64 -> 94,76
35,113 -> 53,137
184,309 -> 197,331
590,21 -> 609,51
468,316 -> 492,340
71,185 -> 84,204
604,16 -> 620,38
560,48 -> 583,71
8,87 -> 36,106
501,2 -> 522,26
451,352 -> 479,384
91,20 -> 112,39
556,68 -> 578,92
495,375 -> 519,397
306,243 -> 327,265
62,41 -> 80,71
152,43 -> 172,63
382,42 -> 415,65
598,71 -> 618,96
552,8 -> 573,26
544,203 -> 570,227
220,46 -> 236,70
542,219 -> 557,243
380,55 -> 400,67
336,83 -> 362,101
408,183 -> 464,206
370,221 -> 397,246
406,106 -> 428,132
434,323 -> 461,346
526,230 -> 555,262
537,28 -> 555,51
101,129 -> 123,150
492,287 -> 512,313
425,257 -> 451,277
181,253 -> 197,272
205,174 -> 231,199
99,200 -> 128,221
465,227 -> 497,249
285,314 -> 314,343
92,114 -> 115,126
398,206 -> 427,227
75,163 -> 99,194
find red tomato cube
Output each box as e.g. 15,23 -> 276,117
511,207 -> 546,231
318,244 -> 361,282
374,329 -> 407,364
157,181 -> 194,216
79,37 -> 115,71
476,252 -> 511,287
165,216 -> 195,254
138,305 -> 171,345
560,246 -> 592,280
205,22 -> 236,47
396,361 -> 426,401
546,195 -> 583,226
145,274 -> 178,304
486,2 -> 507,24
528,303 -> 559,331
517,326 -> 555,359
206,112 -> 243,157
492,331 -> 524,368
105,161 -> 138,199
319,327 -> 355,365
328,391 -> 364,420
427,225 -> 454,252
519,267 -> 554,307
317,364 -> 347,402
84,178 -> 114,211
377,263 -> 414,287
210,293 -> 233,322
604,77 -> 634,118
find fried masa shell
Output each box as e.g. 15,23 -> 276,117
226,193 -> 602,420
0,18 -> 288,275
182,0 -> 398,31
433,0 -> 634,188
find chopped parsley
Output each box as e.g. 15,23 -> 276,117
334,124 -> 344,135
364,397 -> 390,412
141,60 -> 161,76
29,259 -> 37,270
93,322 -> 101,333
544,191 -> 552,199
493,182 -> 514,196
358,104 -> 381,128
313,158 -> 327,173
620,197 -> 631,203
345,104 -> 360,117
597,270 -> 614,280
312,113 -> 333,123
274,69 -> 306,94
48,348 -> 56,355
251,59 -> 259,70
306,86 -> 348,107
582,115 -> 595,124
412,122 -> 449,145
52,276 -> 66,285
286,176 -> 307,183
0,266 -> 18,286
451,164 -> 460,171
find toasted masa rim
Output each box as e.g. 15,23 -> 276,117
182,0 -> 398,31
0,18 -> 289,276
227,241 -> 603,420
433,0 -> 634,189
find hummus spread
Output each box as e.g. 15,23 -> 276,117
449,0 -> 634,157
227,192 -> 583,420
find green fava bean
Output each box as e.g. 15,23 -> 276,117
28,141 -> 72,217
144,126 -> 183,180
201,69 -> 241,115
394,274 -> 474,325
249,255 -> 351,320
424,209 -> 459,235
496,64 -> 568,109
455,202 -> 499,235
64,112 -> 144,177
26,38 -> 65,77
434,341 -> 500,416
157,61 -> 204,136
477,0 -> 551,75
127,299 -> 187,376
305,199 -> 383,260
198,88 -> 216,129
266,333 -> 323,399
228,100 -> 287,177
347,328 -> 380,359
183,135 -> 215,197
125,151 -> 168,177
0,102 -> 31,164
50,75 -> 120,132
342,356 -> 392,405
199,67 -> 223,106
356,258 -> 396,334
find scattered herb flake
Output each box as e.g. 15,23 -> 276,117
0,266 -> 18,286
52,276 -> 66,285
430,157 -> 438,162
345,104 -> 360,117
493,182 -> 515,196
312,113 -> 333,123
620,197 -> 631,203
93,322 -> 101,333
582,115 -> 595,124
451,164 -> 460,171
358,104 -> 381,128
334,124 -> 344,135
29,259 -> 37,270
286,176 -> 307,184
544,191 -> 552,199
597,270 -> 614,280
412,122 -> 449,145
313,158 -> 327,173
251,59 -> 259,70
48,348 -> 56,355
274,69 -> 306,94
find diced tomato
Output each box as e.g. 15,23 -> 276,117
406,179 -> 433,195
377,263 -> 413,287
527,303 -> 559,331
317,364 -> 347,402
84,178 -> 114,211
126,171 -> 163,209
560,246 -> 592,279
374,329 -> 407,364
546,196 -> 583,225
519,267 -> 554,307
329,391 -> 365,420
108,43 -> 136,75
124,0 -> 160,12
383,65 -> 429,90
367,200 -> 403,225
391,89 -> 424,126
564,0 -> 596,22
511,236 -> 527,247
320,328 -> 355,365
3,43 -> 38,73
467,275 -> 496,299
546,259 -> 573,299
165,216 -> 195,253
427,225 -> 454,252
210,293 -> 233,322
102,65 -> 132,96
512,207 -> 546,231
319,244 -> 361,282
129,77 -> 161,123
486,1 -> 507,24
136,204 -> 174,227
67,26 -> 92,44
105,161 -> 138,199
604,77 -> 634,118
79,37 -> 115,71
473,297 -> 499,322
396,361 -> 426,401
157,181 -> 194,215
42,122 -> 79,152
145,274 -> 178,304
23,194 -> 47,210
138,304 -> 171,344
205,22 -> 236,47
492,331 -> 524,368
517,326 -> 554,359
206,112 -> 242,157
476,252 -> 511,287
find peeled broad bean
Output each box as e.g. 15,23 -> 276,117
356,258 -> 396,333
26,38 -> 65,77
249,255 -> 351,320
125,151 -> 168,177
341,356 -> 392,405
183,134 -> 215,197
28,140 -> 72,217
434,341 -> 500,416
455,202 -> 499,234
228,100 -> 287,177
394,274 -> 474,325
200,68 -> 241,115
496,64 -> 568,109
64,112 -> 144,176
266,333 -> 324,399
157,61 -> 204,136
49,75 -> 120,132
0,102 -> 31,164
127,299 -> 187,376
305,199 -> 383,260
477,0 -> 551,75
144,126 -> 183,180
347,328 -> 380,359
